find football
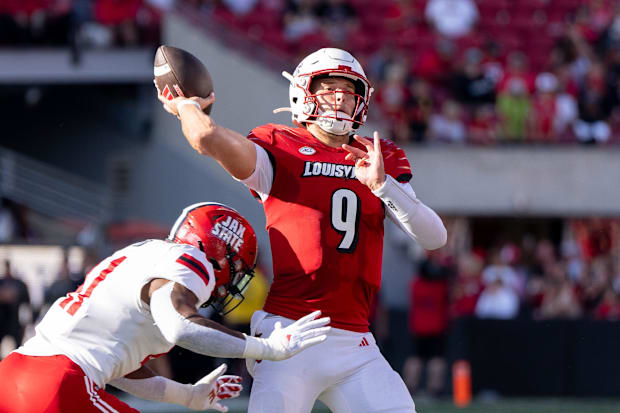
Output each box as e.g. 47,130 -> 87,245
154,45 -> 214,114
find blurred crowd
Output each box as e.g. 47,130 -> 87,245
184,0 -> 620,144
0,0 -> 162,48
0,253 -> 87,357
402,218 -> 620,326
6,0 -> 620,143
385,216 -> 620,396
0,198 -> 30,243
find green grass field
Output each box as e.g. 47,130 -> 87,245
126,396 -> 620,413
413,399 -> 620,413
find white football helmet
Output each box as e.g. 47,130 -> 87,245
275,48 -> 373,135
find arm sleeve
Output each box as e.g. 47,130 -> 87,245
109,376 -> 191,406
373,175 -> 447,250
233,142 -> 273,201
150,281 -> 248,358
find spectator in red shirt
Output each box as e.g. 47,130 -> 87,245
94,0 -> 142,46
403,251 -> 451,397
413,38 -> 456,85
593,287 -> 620,320
450,253 -> 484,317
529,72 -> 560,143
467,104 -> 498,145
496,51 -> 535,95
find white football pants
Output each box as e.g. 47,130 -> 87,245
246,311 -> 416,413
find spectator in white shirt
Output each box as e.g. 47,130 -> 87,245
475,274 -> 520,319
428,100 -> 467,143
425,0 -> 478,38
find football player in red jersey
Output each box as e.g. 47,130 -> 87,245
0,203 -> 329,413
158,48 -> 447,413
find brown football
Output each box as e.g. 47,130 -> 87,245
154,45 -> 214,114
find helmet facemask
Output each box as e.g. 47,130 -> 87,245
274,48 -> 374,136
202,244 -> 256,315
303,81 -> 367,135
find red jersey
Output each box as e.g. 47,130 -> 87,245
409,277 -> 449,336
248,124 -> 412,332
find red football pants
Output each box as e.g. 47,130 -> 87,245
0,352 -> 139,413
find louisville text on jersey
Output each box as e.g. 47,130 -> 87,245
211,216 -> 246,252
301,161 -> 356,179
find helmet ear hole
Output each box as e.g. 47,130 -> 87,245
208,258 -> 221,271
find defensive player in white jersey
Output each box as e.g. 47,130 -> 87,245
157,48 -> 446,412
0,202 -> 330,413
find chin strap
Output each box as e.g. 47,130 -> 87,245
314,110 -> 354,135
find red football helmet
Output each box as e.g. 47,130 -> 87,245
168,202 -> 258,314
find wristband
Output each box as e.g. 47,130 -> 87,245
177,99 -> 201,114
242,334 -> 267,359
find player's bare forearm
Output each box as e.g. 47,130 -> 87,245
157,91 -> 257,180
149,280 -> 249,358
173,291 -> 247,342
178,106 -> 257,180
147,279 -> 247,343
167,281 -> 247,341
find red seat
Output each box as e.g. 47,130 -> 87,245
261,28 -> 289,53
240,6 -> 282,29
477,3 -> 508,20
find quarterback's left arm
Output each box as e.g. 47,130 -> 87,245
374,176 -> 447,250
343,132 -> 447,250
109,364 -> 241,412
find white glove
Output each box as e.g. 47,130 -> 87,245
243,310 -> 331,361
186,364 -> 242,412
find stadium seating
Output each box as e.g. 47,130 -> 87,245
197,0 -> 619,145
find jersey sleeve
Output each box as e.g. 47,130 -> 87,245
381,139 -> 412,183
247,124 -> 278,201
157,246 -> 215,306
247,124 -> 277,147
236,143 -> 273,201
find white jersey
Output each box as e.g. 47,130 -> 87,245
17,239 -> 215,388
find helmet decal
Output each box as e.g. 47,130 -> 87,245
210,215 -> 247,253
